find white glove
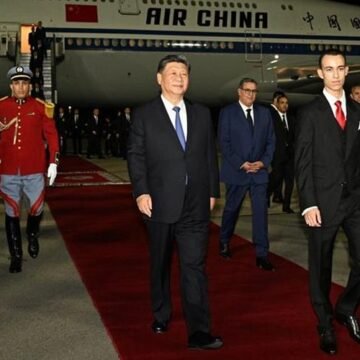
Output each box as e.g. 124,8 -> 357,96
47,163 -> 57,186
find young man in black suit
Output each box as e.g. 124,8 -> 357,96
127,55 -> 222,350
295,49 -> 360,355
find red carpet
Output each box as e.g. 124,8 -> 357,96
46,157 -> 360,359
53,156 -> 123,186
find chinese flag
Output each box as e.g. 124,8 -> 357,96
65,4 -> 98,23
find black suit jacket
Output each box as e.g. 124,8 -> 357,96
127,96 -> 220,223
269,106 -> 295,164
295,95 -> 360,224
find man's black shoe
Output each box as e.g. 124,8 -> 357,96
282,207 -> 295,214
256,257 -> 275,271
188,331 -> 223,350
219,242 -> 231,259
318,328 -> 337,355
335,314 -> 360,343
272,196 -> 283,204
151,320 -> 168,334
9,256 -> 22,273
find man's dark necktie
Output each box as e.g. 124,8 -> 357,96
335,100 -> 346,130
173,106 -> 186,150
246,108 -> 253,134
282,114 -> 289,131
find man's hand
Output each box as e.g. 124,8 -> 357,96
47,163 -> 57,186
136,194 -> 152,217
241,161 -> 264,173
304,208 -> 322,227
210,197 -> 216,211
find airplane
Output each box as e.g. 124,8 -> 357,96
0,0 -> 359,108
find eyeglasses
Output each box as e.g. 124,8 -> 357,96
240,88 -> 259,95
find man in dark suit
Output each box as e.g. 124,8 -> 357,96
218,78 -> 275,270
295,49 -> 360,355
69,108 -> 84,155
267,93 -> 295,213
86,107 -> 104,159
127,55 -> 222,350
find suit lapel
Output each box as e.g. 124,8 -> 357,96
345,100 -> 359,159
184,99 -> 193,152
157,97 -> 187,152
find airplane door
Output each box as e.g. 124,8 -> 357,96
0,32 -> 8,56
119,0 -> 140,15
245,30 -> 262,62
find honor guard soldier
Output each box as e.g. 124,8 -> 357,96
0,65 -> 59,273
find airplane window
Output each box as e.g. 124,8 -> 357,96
339,45 -> 345,52
155,40 -> 161,47
228,42 -> 234,49
346,45 -> 351,52
220,42 -> 226,49
103,39 -> 110,46
211,42 -> 218,49
253,3 -> 257,8
129,39 -> 136,47
214,1 -> 219,6
229,2 -> 235,7
206,1 -> 211,6
143,0 -> 148,3
318,44 -> 323,51
76,38 -> 83,46
222,2 -> 227,7
159,0 -> 164,4
138,39 -> 145,47
237,3 -> 242,8
85,38 -> 92,46
175,0 -> 180,5
199,1 -> 204,6
310,44 -> 316,51
167,0 -> 172,5
244,3 -> 250,9
191,1 -> 196,6
288,5 -> 293,10
146,40 -> 153,47
120,39 -> 127,47
281,4 -> 286,10
164,41 -> 170,48
183,0 -> 189,5
111,39 -> 119,47
151,0 -> 156,4
94,39 -> 101,46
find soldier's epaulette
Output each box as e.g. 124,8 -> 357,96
0,96 -> 9,102
36,98 -> 55,118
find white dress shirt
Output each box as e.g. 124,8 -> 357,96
161,95 -> 188,139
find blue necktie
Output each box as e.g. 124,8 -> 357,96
173,106 -> 186,150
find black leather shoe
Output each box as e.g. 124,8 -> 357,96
272,196 -> 283,204
282,207 -> 295,214
256,257 -> 275,271
28,237 -> 39,258
9,256 -> 22,273
219,242 -> 231,259
151,320 -> 168,334
335,314 -> 360,343
188,331 -> 223,350
318,328 -> 337,355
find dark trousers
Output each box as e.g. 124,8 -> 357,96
145,192 -> 210,336
220,183 -> 269,257
72,133 -> 82,154
268,157 -> 294,209
87,135 -> 102,157
309,196 -> 360,329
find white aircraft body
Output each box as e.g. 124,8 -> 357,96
0,0 -> 359,107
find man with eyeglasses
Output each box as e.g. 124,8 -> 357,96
218,77 -> 275,271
